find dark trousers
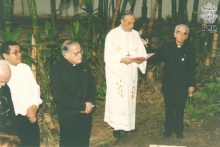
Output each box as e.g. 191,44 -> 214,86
163,92 -> 187,133
0,118 -> 18,136
59,113 -> 92,147
16,115 -> 40,147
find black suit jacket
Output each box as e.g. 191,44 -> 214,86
49,58 -> 96,119
0,84 -> 17,134
153,41 -> 196,96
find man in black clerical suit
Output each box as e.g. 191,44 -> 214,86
0,60 -> 17,135
49,40 -> 96,147
152,24 -> 196,139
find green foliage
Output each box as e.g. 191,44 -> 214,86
59,0 -> 72,12
96,82 -> 106,100
70,20 -> 84,41
185,78 -> 220,120
44,21 -> 55,42
1,2 -> 218,146
0,28 -> 21,41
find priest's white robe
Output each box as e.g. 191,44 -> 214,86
104,26 -> 147,131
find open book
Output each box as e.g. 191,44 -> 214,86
130,53 -> 155,61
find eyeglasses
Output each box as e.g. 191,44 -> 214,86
69,50 -> 83,56
8,50 -> 22,56
175,31 -> 188,36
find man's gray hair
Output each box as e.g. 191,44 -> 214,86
175,24 -> 190,34
120,10 -> 135,20
61,40 -> 79,56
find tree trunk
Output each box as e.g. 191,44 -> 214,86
104,0 -> 109,31
111,0 -> 121,29
72,0 -> 79,14
50,0 -> 57,37
1,0 -> 14,32
130,0 -> 136,12
141,0 -> 147,20
28,0 -> 40,79
31,35 -> 37,78
178,0 -> 188,24
111,0 -> 115,18
148,0 -> 158,36
211,34 -> 218,59
121,0 -> 128,14
28,0 -> 41,44
158,0 -> 162,38
98,0 -> 104,20
171,0 -> 177,26
0,1 -> 2,31
158,0 -> 162,21
191,0 -> 199,25
79,0 -> 84,5
213,0 -> 220,26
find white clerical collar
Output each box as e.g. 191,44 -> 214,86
120,25 -> 125,31
176,42 -> 184,48
120,25 -> 132,33
72,64 -> 76,66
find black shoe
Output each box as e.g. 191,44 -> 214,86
113,130 -> 121,138
163,131 -> 172,137
176,132 -> 184,139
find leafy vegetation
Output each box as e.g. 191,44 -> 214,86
0,0 -> 219,145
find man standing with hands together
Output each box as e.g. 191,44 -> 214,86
50,40 -> 96,147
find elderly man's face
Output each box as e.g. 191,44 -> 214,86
64,43 -> 83,65
0,69 -> 11,88
174,26 -> 188,45
121,15 -> 135,32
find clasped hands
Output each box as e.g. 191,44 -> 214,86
81,102 -> 94,114
120,57 -> 143,65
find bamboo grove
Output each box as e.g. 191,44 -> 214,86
0,0 -> 220,146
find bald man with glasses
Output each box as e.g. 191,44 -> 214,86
0,60 -> 18,136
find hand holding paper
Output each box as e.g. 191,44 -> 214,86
130,53 -> 155,61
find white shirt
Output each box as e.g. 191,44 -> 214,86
7,63 -> 42,115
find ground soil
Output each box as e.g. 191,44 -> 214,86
90,82 -> 220,147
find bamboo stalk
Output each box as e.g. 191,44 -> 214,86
2,0 -> 14,32
151,37 -> 157,49
31,35 -> 37,78
130,0 -> 136,12
147,70 -> 153,79
120,0 -> 128,14
148,0 -> 158,36
111,0 -> 121,29
205,55 -> 210,66
79,0 -> 84,5
211,34 -> 218,58
28,0 -> 41,43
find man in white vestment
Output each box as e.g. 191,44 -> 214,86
104,11 -> 147,138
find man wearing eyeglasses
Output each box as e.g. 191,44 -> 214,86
49,40 -> 96,147
104,11 -> 147,138
152,24 -> 196,139
0,41 -> 42,146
